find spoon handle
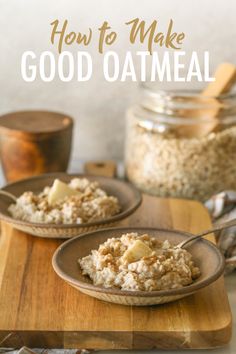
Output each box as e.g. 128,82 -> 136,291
0,190 -> 17,203
179,218 -> 236,248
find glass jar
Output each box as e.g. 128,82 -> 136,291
125,83 -> 236,201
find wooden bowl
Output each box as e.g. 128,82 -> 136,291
0,174 -> 142,238
52,227 -> 225,306
0,110 -> 73,182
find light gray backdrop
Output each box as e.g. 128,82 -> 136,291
0,0 -> 235,164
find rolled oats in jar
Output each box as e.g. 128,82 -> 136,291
125,83 -> 236,201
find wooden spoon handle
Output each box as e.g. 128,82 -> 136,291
202,63 -> 236,97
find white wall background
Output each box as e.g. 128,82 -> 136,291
0,0 -> 235,163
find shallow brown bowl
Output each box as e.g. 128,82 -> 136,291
0,174 -> 142,238
52,227 -> 225,306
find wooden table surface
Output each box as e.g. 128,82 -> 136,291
0,195 -> 232,350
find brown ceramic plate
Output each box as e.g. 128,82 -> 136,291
52,227 -> 225,306
0,174 -> 142,238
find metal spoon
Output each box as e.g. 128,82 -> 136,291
0,190 -> 17,203
178,218 -> 236,248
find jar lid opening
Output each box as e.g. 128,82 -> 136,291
141,81 -> 236,100
137,82 -> 236,123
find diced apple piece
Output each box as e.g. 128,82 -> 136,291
48,179 -> 79,205
122,240 -> 152,263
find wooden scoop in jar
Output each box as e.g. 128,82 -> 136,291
180,63 -> 236,138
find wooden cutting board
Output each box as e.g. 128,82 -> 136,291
0,196 -> 232,350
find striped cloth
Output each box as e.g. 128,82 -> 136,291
205,191 -> 236,273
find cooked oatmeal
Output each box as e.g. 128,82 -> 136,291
8,178 -> 120,224
78,233 -> 201,292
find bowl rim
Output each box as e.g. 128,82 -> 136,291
52,226 -> 225,298
0,173 -> 142,229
